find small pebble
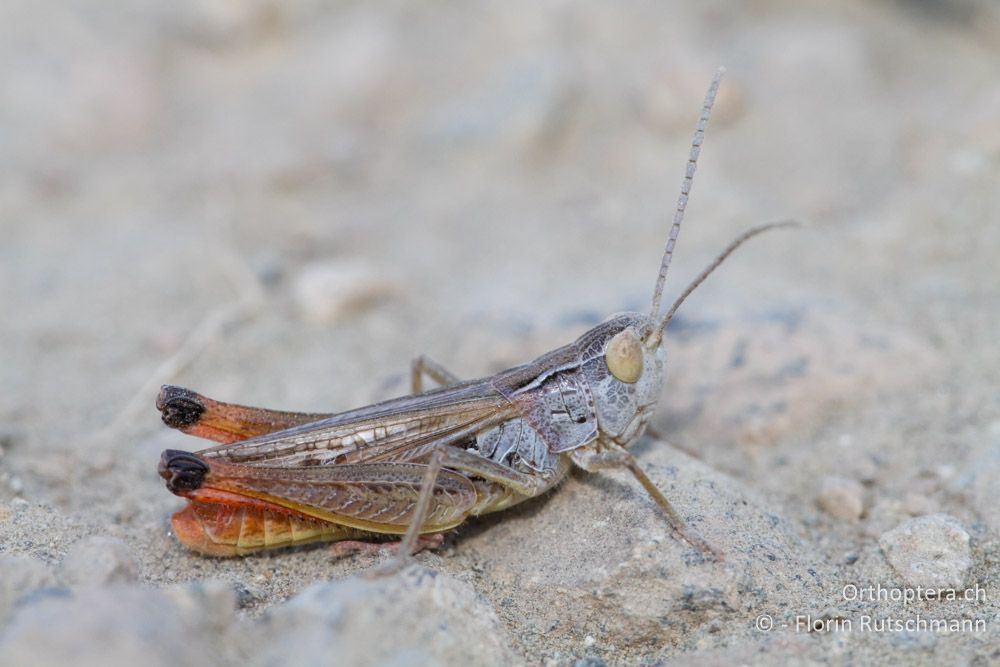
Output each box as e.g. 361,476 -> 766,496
878,514 -> 972,589
60,536 -> 138,588
816,475 -> 864,520
8,475 -> 24,494
291,260 -> 394,323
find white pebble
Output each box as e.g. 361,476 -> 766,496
879,514 -> 972,589
816,475 -> 864,521
291,260 -> 394,323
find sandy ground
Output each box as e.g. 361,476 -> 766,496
2,1 -> 999,665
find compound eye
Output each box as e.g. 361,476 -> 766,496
605,328 -> 643,383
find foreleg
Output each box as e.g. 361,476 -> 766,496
571,442 -> 721,560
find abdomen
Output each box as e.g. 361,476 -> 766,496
170,498 -> 373,556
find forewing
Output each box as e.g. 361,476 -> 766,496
193,380 -> 517,467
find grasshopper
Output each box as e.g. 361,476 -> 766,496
156,68 -> 791,561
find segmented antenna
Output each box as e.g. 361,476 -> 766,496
648,67 -> 725,321
651,220 -> 799,343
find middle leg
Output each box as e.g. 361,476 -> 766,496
411,354 -> 461,393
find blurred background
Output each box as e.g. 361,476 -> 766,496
1,0 -> 999,662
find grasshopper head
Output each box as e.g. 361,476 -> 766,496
579,313 -> 667,444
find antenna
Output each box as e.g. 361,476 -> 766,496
648,220 -> 800,346
648,67 -> 726,321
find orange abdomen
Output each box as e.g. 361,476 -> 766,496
170,493 -> 371,556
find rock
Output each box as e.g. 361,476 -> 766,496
0,554 -> 58,626
0,586 -> 224,667
291,260 -> 395,323
878,514 -> 972,589
816,475 -> 865,520
60,536 -> 138,588
251,564 -> 518,667
456,446 -> 829,658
